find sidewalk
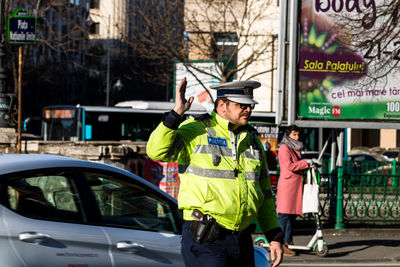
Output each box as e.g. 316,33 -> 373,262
254,228 -> 400,266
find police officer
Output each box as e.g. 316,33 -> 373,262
147,78 -> 283,267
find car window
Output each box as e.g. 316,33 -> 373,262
384,151 -> 399,158
83,171 -> 179,233
6,171 -> 86,223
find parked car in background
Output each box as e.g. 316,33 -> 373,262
346,163 -> 400,187
383,150 -> 400,160
347,153 -> 391,162
346,153 -> 392,174
0,154 -> 184,267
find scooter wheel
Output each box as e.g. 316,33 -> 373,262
315,244 -> 329,257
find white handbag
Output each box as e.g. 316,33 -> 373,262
302,168 -> 320,214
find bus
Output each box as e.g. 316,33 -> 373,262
42,100 -> 276,141
42,101 -> 208,141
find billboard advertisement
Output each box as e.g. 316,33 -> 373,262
298,0 -> 400,121
174,61 -> 221,111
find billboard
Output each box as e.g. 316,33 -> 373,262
297,0 -> 400,122
174,60 -> 221,111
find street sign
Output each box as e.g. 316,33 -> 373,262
6,8 -> 37,44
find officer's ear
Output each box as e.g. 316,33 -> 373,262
215,98 -> 228,114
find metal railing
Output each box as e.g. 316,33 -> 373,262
272,160 -> 400,227
343,173 -> 400,222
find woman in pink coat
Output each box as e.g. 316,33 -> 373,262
276,125 -> 312,256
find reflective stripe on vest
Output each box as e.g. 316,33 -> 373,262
243,150 -> 261,160
193,144 -> 261,160
179,164 -> 236,179
179,164 -> 264,182
246,170 -> 268,181
178,164 -> 273,198
193,144 -> 231,157
245,172 -> 260,181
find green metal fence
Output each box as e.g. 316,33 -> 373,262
273,159 -> 400,227
342,173 -> 400,222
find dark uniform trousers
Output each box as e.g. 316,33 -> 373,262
181,221 -> 255,267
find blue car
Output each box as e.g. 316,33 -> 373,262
0,154 -> 184,267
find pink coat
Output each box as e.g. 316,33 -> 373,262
276,144 -> 309,215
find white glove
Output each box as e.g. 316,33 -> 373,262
306,158 -> 322,168
311,158 -> 322,167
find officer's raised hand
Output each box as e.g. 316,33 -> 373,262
173,78 -> 194,116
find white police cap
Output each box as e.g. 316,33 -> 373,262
210,80 -> 261,104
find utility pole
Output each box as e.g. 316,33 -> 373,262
106,15 -> 110,106
0,0 -> 10,127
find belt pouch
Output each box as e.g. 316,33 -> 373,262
190,221 -> 210,244
203,222 -> 220,242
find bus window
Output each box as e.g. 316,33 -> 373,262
84,111 -> 163,141
120,114 -> 162,141
42,107 -> 78,141
85,125 -> 92,140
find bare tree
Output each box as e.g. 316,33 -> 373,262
127,0 -> 277,91
345,1 -> 400,90
6,0 -> 91,93
4,0 -> 278,118
123,0 -> 184,86
312,0 -> 400,90
3,0 -> 101,127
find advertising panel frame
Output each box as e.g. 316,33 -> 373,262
279,0 -> 400,129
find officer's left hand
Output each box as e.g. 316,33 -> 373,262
269,241 -> 283,266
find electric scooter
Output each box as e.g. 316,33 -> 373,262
254,167 -> 329,257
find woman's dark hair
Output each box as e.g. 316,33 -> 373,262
285,125 -> 300,136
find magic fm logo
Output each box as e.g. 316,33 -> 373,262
308,104 -> 342,118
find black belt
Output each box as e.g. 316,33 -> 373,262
188,220 -> 254,243
218,224 -> 251,235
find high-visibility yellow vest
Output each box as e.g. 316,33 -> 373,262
147,111 -> 279,233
